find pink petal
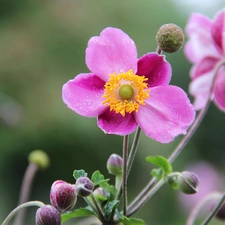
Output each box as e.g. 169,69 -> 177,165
211,9 -> 225,54
86,27 -> 137,82
135,86 -> 195,143
184,13 -> 220,63
62,73 -> 107,117
98,110 -> 137,135
190,57 -> 219,79
213,66 -> 225,112
189,72 -> 214,111
136,53 -> 171,87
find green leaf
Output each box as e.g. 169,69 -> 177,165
99,182 -> 117,201
168,176 -> 179,190
91,170 -> 110,186
104,200 -> 119,221
61,207 -> 95,223
146,156 -> 173,175
73,169 -> 87,180
151,168 -> 164,180
115,209 -> 132,225
128,218 -> 147,225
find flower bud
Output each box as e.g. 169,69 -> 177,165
216,202 -> 225,220
156,23 -> 184,53
28,150 -> 50,169
106,154 -> 123,176
93,187 -> 107,202
177,171 -> 199,194
50,180 -> 77,213
75,177 -> 94,197
36,205 -> 61,225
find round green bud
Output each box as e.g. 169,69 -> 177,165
119,84 -> 134,100
177,171 -> 199,195
28,150 -> 50,169
106,154 -> 123,176
156,23 -> 184,53
93,187 -> 107,202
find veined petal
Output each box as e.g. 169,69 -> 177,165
62,73 -> 107,117
98,110 -> 137,135
191,57 -> 219,79
136,53 -> 171,87
184,13 -> 220,63
189,72 -> 214,110
214,66 -> 225,112
86,27 -> 137,81
211,9 -> 225,54
135,86 -> 195,143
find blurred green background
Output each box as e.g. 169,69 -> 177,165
1,0 -> 225,224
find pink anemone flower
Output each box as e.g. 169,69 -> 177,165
185,9 -> 225,112
62,27 -> 195,143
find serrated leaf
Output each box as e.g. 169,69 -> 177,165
104,200 -> 119,220
91,170 -> 110,186
151,168 -> 164,180
73,169 -> 87,180
146,156 -> 173,175
61,207 -> 95,222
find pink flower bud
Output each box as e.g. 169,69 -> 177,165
93,187 -> 107,202
50,180 -> 77,213
106,154 -> 123,176
75,177 -> 94,197
36,205 -> 61,225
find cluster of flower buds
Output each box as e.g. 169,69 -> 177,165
36,180 -> 77,225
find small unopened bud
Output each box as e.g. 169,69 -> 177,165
93,187 -> 107,202
107,154 -> 123,176
36,205 -> 61,225
76,177 -> 94,197
50,180 -> 77,213
28,150 -> 50,169
177,171 -> 199,194
156,23 -> 184,53
215,202 -> 225,220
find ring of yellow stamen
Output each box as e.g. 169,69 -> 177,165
102,69 -> 150,116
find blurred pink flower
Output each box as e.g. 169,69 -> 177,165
184,9 -> 225,112
62,27 -> 195,143
178,162 -> 223,214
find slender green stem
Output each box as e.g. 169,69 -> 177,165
13,163 -> 38,225
127,179 -> 165,217
90,193 -> 105,223
186,192 -> 221,225
2,201 -> 45,225
202,192 -> 225,225
122,135 -> 129,216
127,127 -> 141,176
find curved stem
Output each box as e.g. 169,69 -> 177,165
13,163 -> 38,225
127,179 -> 165,217
122,135 -> 129,216
2,201 -> 45,225
202,192 -> 225,225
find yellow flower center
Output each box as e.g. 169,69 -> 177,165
102,70 -> 150,116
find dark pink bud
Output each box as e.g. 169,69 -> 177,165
36,205 -> 61,225
106,154 -> 123,176
75,177 -> 94,197
50,180 -> 77,213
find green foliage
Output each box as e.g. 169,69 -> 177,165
100,182 -> 117,201
91,170 -> 110,186
146,156 -> 173,180
104,200 -> 119,221
73,170 -> 87,180
61,207 -> 95,223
